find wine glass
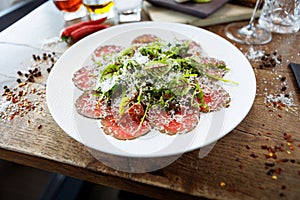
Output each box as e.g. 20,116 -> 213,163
225,0 -> 272,45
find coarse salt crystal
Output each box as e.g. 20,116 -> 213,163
265,92 -> 296,108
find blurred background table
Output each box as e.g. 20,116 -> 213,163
0,1 -> 299,200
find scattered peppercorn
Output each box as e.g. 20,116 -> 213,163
281,86 -> 287,91
265,162 -> 275,167
259,51 -> 282,69
17,71 -> 23,76
4,87 -> 10,93
267,169 -> 275,175
1,51 -> 58,122
280,77 -> 286,82
279,193 -> 285,197
250,153 -> 258,158
47,64 -> 54,73
261,145 -> 268,150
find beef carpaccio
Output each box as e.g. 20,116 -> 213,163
73,34 -> 233,140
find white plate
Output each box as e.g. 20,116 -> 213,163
47,22 -> 256,158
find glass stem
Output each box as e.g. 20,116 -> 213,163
248,0 -> 263,29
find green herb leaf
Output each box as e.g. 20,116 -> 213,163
145,61 -> 171,77
206,73 -> 239,85
121,46 -> 137,57
169,76 -> 191,96
100,64 -> 119,80
119,96 -> 131,115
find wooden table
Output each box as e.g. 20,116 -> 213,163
1,2 -> 300,200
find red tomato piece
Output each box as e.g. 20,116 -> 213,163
163,119 -> 183,135
127,103 -> 144,122
199,93 -> 212,112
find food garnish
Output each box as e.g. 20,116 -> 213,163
60,17 -> 110,44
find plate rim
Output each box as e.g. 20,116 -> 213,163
46,21 -> 256,158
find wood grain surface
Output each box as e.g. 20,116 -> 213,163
0,22 -> 299,200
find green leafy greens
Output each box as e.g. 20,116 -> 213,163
94,40 -> 235,126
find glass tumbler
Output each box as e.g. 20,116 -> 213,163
113,0 -> 143,23
52,0 -> 87,21
82,0 -> 114,20
258,0 -> 300,33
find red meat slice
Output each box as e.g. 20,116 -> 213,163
73,45 -> 124,91
100,103 -> 151,140
101,115 -> 150,140
200,57 -> 228,78
132,34 -> 160,45
72,65 -> 98,91
186,40 -> 207,57
205,67 -> 227,79
198,86 -> 231,112
93,45 -> 124,62
75,91 -> 108,119
148,106 -> 199,135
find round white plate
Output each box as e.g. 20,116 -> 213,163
46,22 -> 256,158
